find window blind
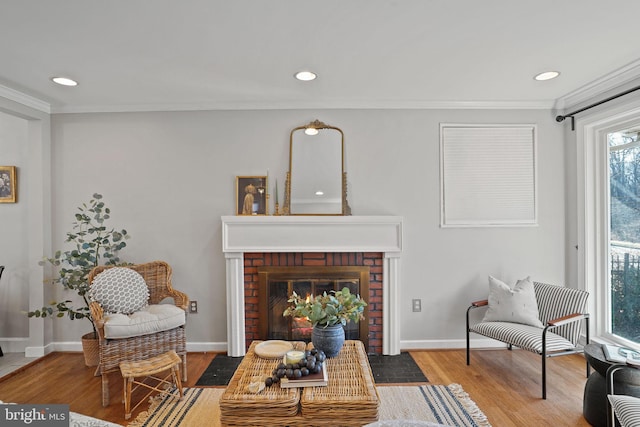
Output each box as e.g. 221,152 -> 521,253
440,124 -> 537,227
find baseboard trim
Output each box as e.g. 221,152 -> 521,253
186,342 -> 228,353
401,338 -> 508,351
24,343 -> 54,358
24,339 -> 508,356
17,338 -> 588,357
14,338 -> 594,357
49,341 -> 229,353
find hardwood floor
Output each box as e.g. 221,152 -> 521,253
0,348 -> 592,426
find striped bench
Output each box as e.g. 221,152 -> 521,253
466,281 -> 589,399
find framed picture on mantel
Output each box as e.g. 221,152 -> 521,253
0,166 -> 17,203
236,175 -> 268,215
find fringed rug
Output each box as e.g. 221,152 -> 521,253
377,384 -> 491,427
129,384 -> 490,427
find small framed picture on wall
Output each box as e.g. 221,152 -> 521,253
236,175 -> 268,215
0,166 -> 17,203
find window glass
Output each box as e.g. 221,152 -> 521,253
608,129 -> 640,345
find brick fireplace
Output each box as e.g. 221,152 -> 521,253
221,215 -> 403,357
244,252 -> 383,354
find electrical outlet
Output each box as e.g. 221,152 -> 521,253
412,299 -> 421,312
189,300 -> 198,313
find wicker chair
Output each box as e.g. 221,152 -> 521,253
88,261 -> 188,407
466,281 -> 589,399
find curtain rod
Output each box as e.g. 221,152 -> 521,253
555,84 -> 640,130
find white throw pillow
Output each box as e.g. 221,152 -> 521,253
90,267 -> 149,314
481,276 -> 543,328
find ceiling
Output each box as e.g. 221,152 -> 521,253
2,0 -> 640,113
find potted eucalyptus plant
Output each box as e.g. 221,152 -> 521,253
283,287 -> 367,357
28,193 -> 130,366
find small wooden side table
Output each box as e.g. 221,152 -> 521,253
119,350 -> 184,420
583,343 -> 640,427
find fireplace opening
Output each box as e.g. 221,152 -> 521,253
258,266 -> 370,352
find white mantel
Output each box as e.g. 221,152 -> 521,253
221,215 -> 403,356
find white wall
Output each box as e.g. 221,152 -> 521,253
0,112 -> 29,338
0,97 -> 51,355
50,108 -> 566,350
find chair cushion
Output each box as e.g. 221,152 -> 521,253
482,276 -> 544,328
103,304 -> 185,339
470,321 -> 575,354
90,267 -> 149,314
608,395 -> 640,427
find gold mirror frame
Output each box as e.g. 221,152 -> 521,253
283,120 -> 351,215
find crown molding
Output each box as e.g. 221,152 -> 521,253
50,99 -> 553,114
0,84 -> 50,113
554,59 -> 640,112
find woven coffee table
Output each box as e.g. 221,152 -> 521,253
220,340 -> 379,427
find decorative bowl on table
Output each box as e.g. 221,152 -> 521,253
254,340 -> 293,359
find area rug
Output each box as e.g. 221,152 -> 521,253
195,352 -> 428,386
128,384 -> 490,427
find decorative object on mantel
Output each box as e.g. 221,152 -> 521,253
235,175 -> 268,215
273,178 -> 281,215
284,120 -> 351,215
283,287 -> 367,357
0,165 -> 17,203
28,193 -> 130,366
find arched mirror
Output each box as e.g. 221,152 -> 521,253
284,120 -> 351,215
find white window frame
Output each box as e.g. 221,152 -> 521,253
577,99 -> 640,349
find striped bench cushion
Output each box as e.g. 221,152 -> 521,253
470,321 -> 574,354
608,395 -> 640,427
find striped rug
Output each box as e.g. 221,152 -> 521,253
128,384 -> 491,427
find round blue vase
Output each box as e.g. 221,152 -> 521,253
311,324 -> 345,358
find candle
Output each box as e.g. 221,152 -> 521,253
285,350 -> 305,365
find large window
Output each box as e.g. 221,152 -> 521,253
578,102 -> 640,351
608,129 -> 640,345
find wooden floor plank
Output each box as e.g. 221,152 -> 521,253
0,349 -> 591,426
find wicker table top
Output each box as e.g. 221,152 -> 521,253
220,340 -> 379,427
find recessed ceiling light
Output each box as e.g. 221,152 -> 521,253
534,71 -> 560,81
305,127 -> 319,136
51,76 -> 78,86
315,191 -> 324,196
295,71 -> 317,81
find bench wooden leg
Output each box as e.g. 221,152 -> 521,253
124,377 -> 133,419
182,354 -> 187,382
101,373 -> 110,407
173,364 -> 184,400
